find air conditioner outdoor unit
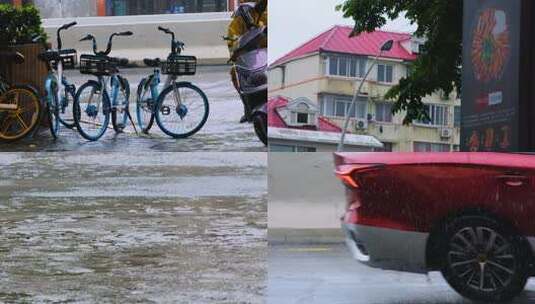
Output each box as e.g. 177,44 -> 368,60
440,128 -> 453,138
354,118 -> 368,131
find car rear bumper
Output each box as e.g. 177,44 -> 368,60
342,222 -> 429,273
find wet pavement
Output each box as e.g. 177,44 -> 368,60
0,66 -> 266,152
268,244 -> 535,304
0,153 -> 267,303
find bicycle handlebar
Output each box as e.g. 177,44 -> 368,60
158,27 -> 184,55
80,31 -> 134,56
117,31 -> 133,37
57,21 -> 77,50
158,26 -> 172,35
102,31 -> 134,55
59,21 -> 77,31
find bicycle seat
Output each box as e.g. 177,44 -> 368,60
143,58 -> 160,67
0,51 -> 25,64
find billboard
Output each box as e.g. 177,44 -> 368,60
461,0 -> 521,151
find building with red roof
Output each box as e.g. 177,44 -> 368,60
268,95 -> 383,152
269,25 -> 461,152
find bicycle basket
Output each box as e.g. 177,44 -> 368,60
79,54 -> 117,76
161,55 -> 197,76
52,50 -> 78,70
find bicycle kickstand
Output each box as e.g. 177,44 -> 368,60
126,110 -> 139,135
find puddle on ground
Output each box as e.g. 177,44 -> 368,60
0,153 -> 267,303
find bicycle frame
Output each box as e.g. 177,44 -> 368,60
45,61 -> 75,114
146,70 -> 182,111
93,74 -> 126,113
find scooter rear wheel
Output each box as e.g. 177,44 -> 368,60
253,112 -> 267,146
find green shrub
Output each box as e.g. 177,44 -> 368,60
0,4 -> 47,47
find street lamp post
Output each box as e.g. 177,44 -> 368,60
337,39 -> 394,152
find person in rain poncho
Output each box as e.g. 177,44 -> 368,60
226,0 -> 267,123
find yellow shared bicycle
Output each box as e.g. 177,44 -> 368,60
0,51 -> 41,142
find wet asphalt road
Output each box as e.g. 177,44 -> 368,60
268,244 -> 535,304
0,153 -> 267,303
0,66 -> 266,152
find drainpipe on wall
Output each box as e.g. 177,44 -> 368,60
97,0 -> 106,16
279,65 -> 286,89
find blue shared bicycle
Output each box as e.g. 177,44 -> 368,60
35,21 -> 78,139
73,31 -> 134,141
136,27 -> 209,138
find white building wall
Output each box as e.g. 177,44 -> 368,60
269,51 -> 462,152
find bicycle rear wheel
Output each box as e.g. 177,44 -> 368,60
48,82 -> 60,139
59,84 -> 76,129
0,85 -> 41,142
253,112 -> 267,146
155,83 -> 209,139
73,81 -> 111,141
135,76 -> 155,134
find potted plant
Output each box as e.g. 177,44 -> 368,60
0,4 -> 48,94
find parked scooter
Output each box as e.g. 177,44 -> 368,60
226,4 -> 268,146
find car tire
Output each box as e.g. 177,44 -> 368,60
440,215 -> 530,303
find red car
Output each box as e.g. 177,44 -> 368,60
334,153 -> 535,302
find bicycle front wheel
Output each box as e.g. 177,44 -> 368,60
155,83 -> 209,139
111,76 -> 130,133
73,81 -> 111,141
0,85 -> 41,142
47,82 -> 60,139
135,77 -> 155,134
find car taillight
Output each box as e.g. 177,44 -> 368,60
336,171 -> 359,188
335,164 -> 382,189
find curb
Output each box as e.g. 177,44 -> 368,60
268,228 -> 345,245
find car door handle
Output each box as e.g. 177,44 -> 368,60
497,174 -> 529,187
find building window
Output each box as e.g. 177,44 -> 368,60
379,142 -> 393,152
296,146 -> 317,152
320,95 -> 367,119
296,113 -> 309,124
415,104 -> 448,127
329,56 -> 338,75
326,55 -> 366,78
454,106 -> 461,128
377,64 -> 393,83
413,142 -> 451,152
269,144 -> 317,152
108,0 -> 228,16
339,57 -> 347,76
286,100 -> 317,127
375,102 -> 393,122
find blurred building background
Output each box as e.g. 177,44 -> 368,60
1,0 -> 236,18
269,26 -> 462,152
1,0 -> 237,64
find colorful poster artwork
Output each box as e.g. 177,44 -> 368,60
471,8 -> 510,83
461,0 -> 520,152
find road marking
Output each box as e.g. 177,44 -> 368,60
287,247 -> 332,253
